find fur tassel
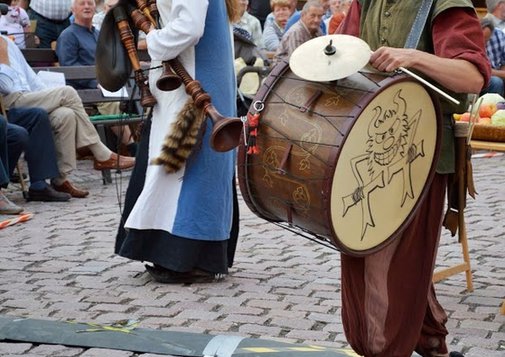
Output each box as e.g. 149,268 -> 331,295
151,98 -> 205,173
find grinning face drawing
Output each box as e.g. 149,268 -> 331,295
366,90 -> 409,178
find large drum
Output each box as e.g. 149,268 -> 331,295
237,61 -> 442,256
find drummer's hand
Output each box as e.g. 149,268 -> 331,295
370,47 -> 418,72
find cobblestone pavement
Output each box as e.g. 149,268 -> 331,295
0,153 -> 504,357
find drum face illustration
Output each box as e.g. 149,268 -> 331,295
237,62 -> 442,256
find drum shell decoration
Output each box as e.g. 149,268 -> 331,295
237,61 -> 442,257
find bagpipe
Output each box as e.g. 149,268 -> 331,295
95,0 -> 243,162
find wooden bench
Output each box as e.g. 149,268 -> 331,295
32,65 -> 145,183
21,48 -> 149,184
21,48 -> 59,66
20,48 -> 148,183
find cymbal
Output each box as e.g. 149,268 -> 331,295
289,34 -> 371,82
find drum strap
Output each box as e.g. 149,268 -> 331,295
404,0 -> 434,49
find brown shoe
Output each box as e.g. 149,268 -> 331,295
93,153 -> 135,171
52,180 -> 89,198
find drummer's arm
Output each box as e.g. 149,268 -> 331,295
416,7 -> 489,94
370,49 -> 484,94
371,7 -> 490,95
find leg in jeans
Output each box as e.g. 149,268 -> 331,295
0,118 -> 10,187
7,107 -> 60,182
3,86 -> 102,149
5,123 -> 28,177
481,75 -> 504,96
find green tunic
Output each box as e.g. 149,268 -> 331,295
357,0 -> 475,173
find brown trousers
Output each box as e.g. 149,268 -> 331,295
341,174 -> 448,357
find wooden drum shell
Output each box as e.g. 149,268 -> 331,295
237,61 -> 442,256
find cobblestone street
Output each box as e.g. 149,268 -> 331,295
0,153 -> 504,357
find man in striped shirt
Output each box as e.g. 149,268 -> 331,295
481,16 -> 505,95
28,0 -> 72,48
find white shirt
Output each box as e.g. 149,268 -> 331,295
29,0 -> 72,21
145,0 -> 208,61
0,36 -> 46,95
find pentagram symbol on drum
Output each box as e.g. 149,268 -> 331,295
341,89 -> 425,240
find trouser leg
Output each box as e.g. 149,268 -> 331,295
3,87 -> 103,175
49,107 -> 77,176
7,107 -> 59,182
0,119 -> 8,187
6,123 -> 28,177
341,174 -> 448,357
3,86 -> 101,149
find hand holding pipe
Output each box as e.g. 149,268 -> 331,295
128,2 -> 182,91
128,5 -> 243,152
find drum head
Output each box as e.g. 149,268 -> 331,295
330,79 -> 439,254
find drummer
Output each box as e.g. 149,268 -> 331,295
336,2 -> 490,357
273,0 -> 324,65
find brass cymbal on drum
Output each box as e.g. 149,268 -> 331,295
289,34 -> 371,82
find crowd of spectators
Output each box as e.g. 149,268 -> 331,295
234,0 -> 350,56
0,0 -> 136,216
481,0 -> 505,97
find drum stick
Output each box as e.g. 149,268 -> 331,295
467,95 -> 482,145
398,66 -> 460,106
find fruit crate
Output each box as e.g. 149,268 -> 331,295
471,124 -> 505,142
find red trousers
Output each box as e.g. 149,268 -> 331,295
341,174 -> 449,357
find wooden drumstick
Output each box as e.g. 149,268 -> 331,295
398,66 -> 460,106
365,48 -> 460,105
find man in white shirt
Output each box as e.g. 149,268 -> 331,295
0,35 -> 134,197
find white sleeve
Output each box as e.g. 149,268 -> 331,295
0,64 -> 15,95
146,0 -> 209,61
9,39 -> 46,91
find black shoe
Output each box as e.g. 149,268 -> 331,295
449,352 -> 464,357
27,186 -> 71,202
145,264 -> 225,284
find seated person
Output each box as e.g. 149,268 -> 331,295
0,35 -> 135,198
0,115 -> 22,214
1,108 -> 70,214
263,0 -> 296,29
283,0 -> 328,34
56,0 -> 137,157
273,0 -> 324,65
234,0 -> 263,48
262,0 -> 291,52
0,0 -> 30,48
326,0 -> 350,34
481,16 -> 505,96
2,107 -> 71,202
